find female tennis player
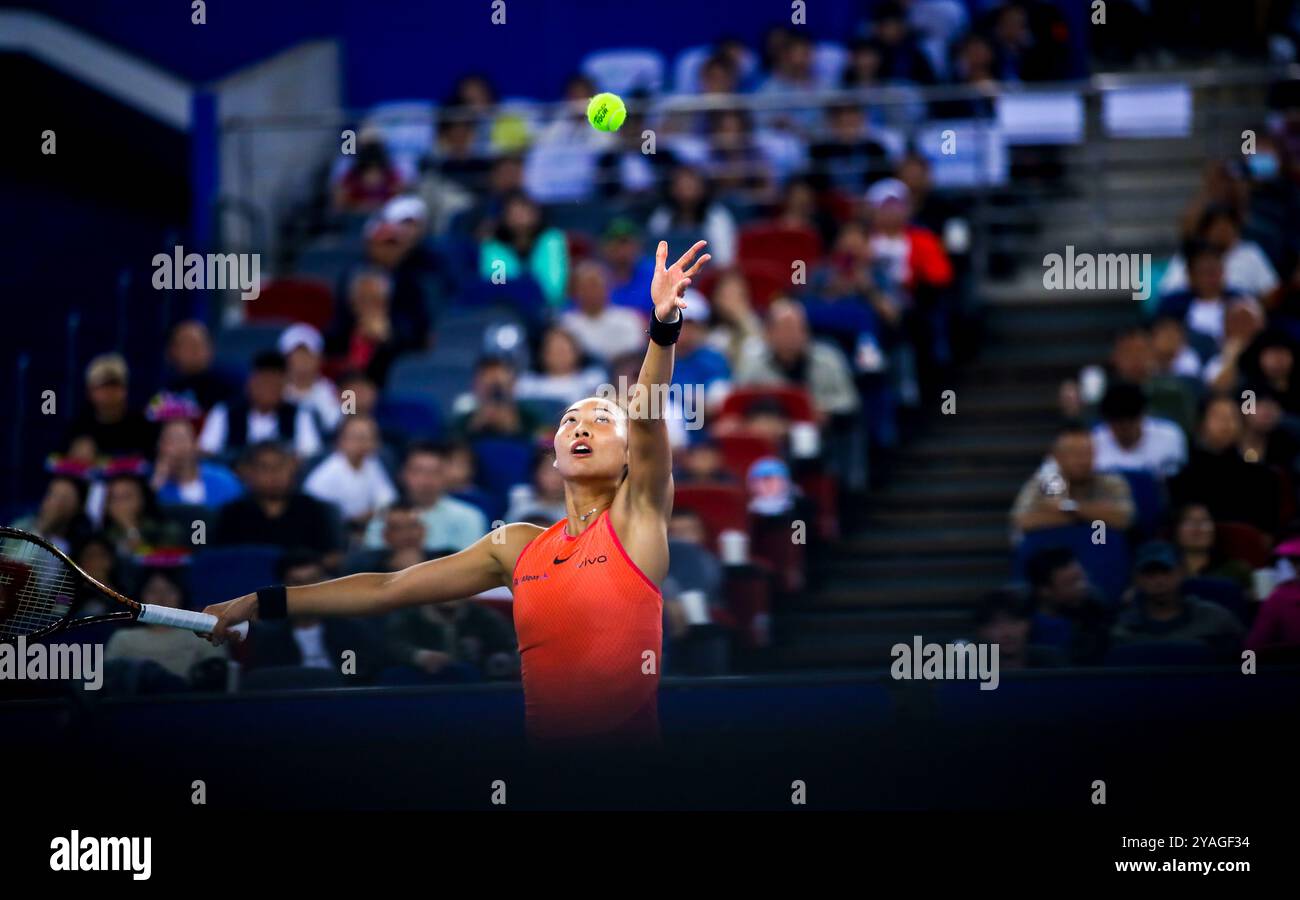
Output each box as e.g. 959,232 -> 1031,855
204,239 -> 711,749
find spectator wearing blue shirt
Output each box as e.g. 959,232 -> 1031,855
672,291 -> 733,423
601,218 -> 658,311
151,418 -> 243,510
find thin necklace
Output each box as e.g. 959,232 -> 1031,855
577,506 -> 601,522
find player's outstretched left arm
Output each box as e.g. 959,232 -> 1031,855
624,240 -> 710,515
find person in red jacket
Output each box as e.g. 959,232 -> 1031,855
864,177 -> 954,399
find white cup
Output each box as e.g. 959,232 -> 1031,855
679,590 -> 710,625
790,422 -> 820,458
718,528 -> 749,566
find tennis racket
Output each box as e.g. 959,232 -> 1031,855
0,527 -> 248,644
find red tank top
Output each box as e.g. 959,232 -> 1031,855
511,509 -> 663,748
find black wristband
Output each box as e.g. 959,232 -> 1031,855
646,308 -> 683,346
256,585 -> 288,620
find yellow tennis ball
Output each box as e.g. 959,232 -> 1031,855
587,92 -> 626,132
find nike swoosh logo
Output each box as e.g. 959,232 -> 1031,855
553,551 -> 577,565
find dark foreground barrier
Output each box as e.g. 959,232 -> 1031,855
3,667 -> 1297,810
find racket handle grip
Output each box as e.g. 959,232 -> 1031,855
138,605 -> 250,641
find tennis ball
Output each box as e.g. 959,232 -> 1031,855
587,92 -> 627,132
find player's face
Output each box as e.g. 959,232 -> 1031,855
554,398 -> 627,481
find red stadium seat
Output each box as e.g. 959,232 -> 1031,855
738,223 -> 824,275
722,564 -> 772,648
720,386 -> 817,423
738,258 -> 793,310
795,469 -> 840,541
716,433 -> 779,482
245,277 -> 335,331
673,484 -> 749,554
1215,521 -> 1273,568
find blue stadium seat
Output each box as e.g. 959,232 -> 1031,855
455,276 -> 547,331
1013,525 -> 1132,605
187,545 -> 283,608
376,393 -> 444,442
1182,576 -> 1250,626
386,355 -> 476,419
213,323 -> 285,372
1111,468 -> 1164,540
471,437 -> 535,500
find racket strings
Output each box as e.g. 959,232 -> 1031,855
0,536 -> 78,639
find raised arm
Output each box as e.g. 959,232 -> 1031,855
624,240 -> 711,514
202,523 -> 540,643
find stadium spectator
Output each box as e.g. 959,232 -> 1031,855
600,218 -> 658,311
932,32 -> 997,119
279,323 -> 342,436
333,129 -> 405,214
1236,327 -> 1300,413
384,597 -> 517,683
452,356 -> 542,440
362,442 -> 487,554
708,108 -> 775,202
11,472 -> 93,555
768,174 -> 838,249
1246,535 -> 1300,655
1179,160 -> 1250,242
343,502 -> 430,574
336,370 -> 380,419
105,567 -> 225,682
514,325 -> 607,406
99,471 -> 181,555
864,177 -> 954,310
1158,206 -> 1279,298
675,437 -> 735,484
647,165 -> 738,267
841,36 -> 885,89
213,442 -> 343,566
74,534 -> 123,609
869,1 -> 938,84
505,451 -> 569,523
1091,381 -> 1187,478
806,219 -> 898,361
431,105 -> 491,191
162,320 -> 236,411
983,0 -> 1064,82
706,269 -> 765,368
733,299 -> 859,424
972,586 -> 1065,669
246,552 -> 382,680
1168,394 -> 1281,534
453,154 -> 525,237
755,29 -> 820,132
1238,383 -> 1300,471
478,191 -> 569,307
65,353 -> 156,459
151,418 -> 243,510
324,267 -> 418,387
1023,547 -> 1112,664
199,351 -> 322,460
662,506 -> 730,675
1148,313 -> 1204,378
1011,422 -> 1135,536
596,100 -> 677,197
303,416 -> 397,530
810,104 -> 893,196
1172,502 -> 1256,594
560,261 -> 648,364
671,290 -> 732,411
697,51 -> 740,95
1156,242 -> 1258,350
1110,541 -> 1245,660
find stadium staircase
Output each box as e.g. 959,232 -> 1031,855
766,67 -> 1273,671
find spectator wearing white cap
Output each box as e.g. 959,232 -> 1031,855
280,323 -> 342,436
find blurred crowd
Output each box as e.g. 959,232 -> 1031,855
12,1 -> 1300,695
993,86 -> 1300,668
